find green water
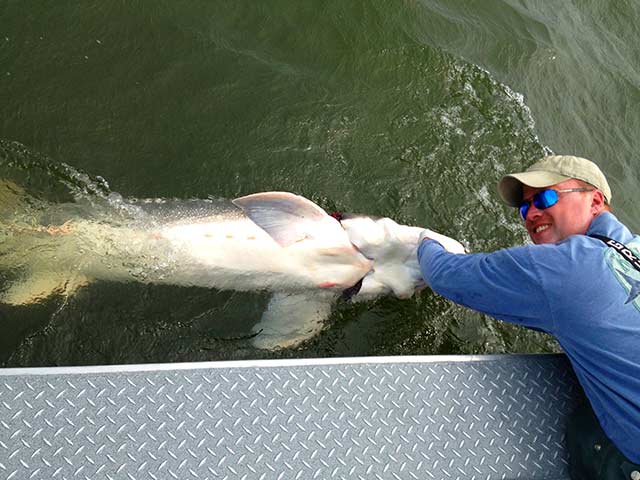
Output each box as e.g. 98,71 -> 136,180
1,0 -> 638,366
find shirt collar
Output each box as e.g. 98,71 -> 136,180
585,211 -> 632,243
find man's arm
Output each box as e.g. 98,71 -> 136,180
418,240 -> 555,332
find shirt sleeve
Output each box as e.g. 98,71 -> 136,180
417,240 -> 555,333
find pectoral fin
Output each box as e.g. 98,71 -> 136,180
1,271 -> 89,305
252,292 -> 337,349
232,192 -> 340,247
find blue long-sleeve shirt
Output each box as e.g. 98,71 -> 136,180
418,212 -> 640,463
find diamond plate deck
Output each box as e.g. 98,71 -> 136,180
0,355 -> 580,480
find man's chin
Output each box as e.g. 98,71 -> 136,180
529,228 -> 557,244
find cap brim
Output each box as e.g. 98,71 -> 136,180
498,171 -> 571,207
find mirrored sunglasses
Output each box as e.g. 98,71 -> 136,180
519,188 -> 593,220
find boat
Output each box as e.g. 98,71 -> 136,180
0,354 -> 581,479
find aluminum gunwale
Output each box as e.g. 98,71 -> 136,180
0,353 -> 565,376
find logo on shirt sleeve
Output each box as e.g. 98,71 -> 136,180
603,237 -> 640,308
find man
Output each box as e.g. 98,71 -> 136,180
418,155 -> 640,479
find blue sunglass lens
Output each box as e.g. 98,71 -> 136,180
534,189 -> 559,209
519,189 -> 559,219
519,203 -> 529,219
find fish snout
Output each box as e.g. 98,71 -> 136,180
391,283 -> 417,300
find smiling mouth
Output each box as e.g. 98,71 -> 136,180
533,225 -> 550,234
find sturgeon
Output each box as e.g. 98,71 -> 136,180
0,186 -> 465,349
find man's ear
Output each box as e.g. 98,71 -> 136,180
591,190 -> 606,215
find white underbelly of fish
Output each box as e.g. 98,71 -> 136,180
76,218 -> 367,292
158,221 -> 316,290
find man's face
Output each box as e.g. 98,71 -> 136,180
521,179 -> 598,244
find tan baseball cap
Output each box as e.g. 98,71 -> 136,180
498,155 -> 612,207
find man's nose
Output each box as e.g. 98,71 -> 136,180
525,202 -> 543,220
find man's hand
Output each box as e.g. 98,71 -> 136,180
418,229 -> 467,254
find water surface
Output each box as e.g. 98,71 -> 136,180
1,0 -> 638,366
